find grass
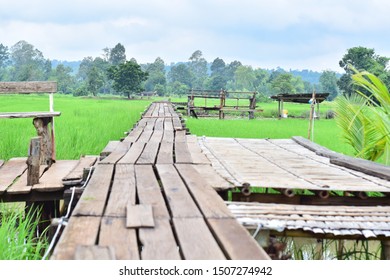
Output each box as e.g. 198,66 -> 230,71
0,94 -> 151,160
0,204 -> 48,260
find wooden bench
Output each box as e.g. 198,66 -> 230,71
0,81 -> 60,166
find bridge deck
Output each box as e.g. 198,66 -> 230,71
51,102 -> 269,260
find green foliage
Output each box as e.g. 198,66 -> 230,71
338,46 -> 390,96
108,60 -> 148,98
335,69 -> 390,164
0,205 -> 48,260
319,70 -> 340,100
109,43 -> 126,65
270,73 -> 295,93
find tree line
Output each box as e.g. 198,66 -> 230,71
1,40 -> 389,101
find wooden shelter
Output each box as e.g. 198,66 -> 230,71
270,93 -> 329,119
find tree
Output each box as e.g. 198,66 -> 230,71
144,57 -> 167,95
10,40 -> 47,81
338,46 -> 390,96
167,63 -> 192,87
270,73 -> 295,93
107,60 -> 148,98
234,65 -> 256,91
53,64 -> 75,94
0,43 -> 9,80
188,50 -> 208,89
319,70 -> 340,100
109,43 -> 126,65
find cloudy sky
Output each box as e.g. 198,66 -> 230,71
1,0 -> 389,72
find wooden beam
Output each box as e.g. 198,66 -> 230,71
0,81 -> 57,93
27,137 -> 41,186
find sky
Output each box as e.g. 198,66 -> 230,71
1,0 -> 390,72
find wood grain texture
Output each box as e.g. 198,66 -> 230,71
50,216 -> 101,260
99,141 -> 131,164
72,164 -> 114,217
0,81 -> 57,93
104,164 -> 136,217
173,218 -> 226,260
0,112 -> 61,119
117,141 -> 145,164
139,218 -> 181,260
99,217 -> 139,260
135,165 -> 170,219
100,141 -> 120,158
207,218 -> 271,260
33,160 -> 78,192
6,165 -> 47,194
0,158 -> 27,194
156,164 -> 202,218
126,204 -> 155,228
75,245 -> 116,260
175,164 -> 233,219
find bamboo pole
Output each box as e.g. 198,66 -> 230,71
307,90 -> 316,140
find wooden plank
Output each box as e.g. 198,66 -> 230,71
0,81 -> 57,93
75,245 -> 116,260
0,158 -> 27,194
0,112 -> 61,119
126,204 -> 155,228
33,160 -> 78,192
191,164 -> 234,191
50,216 -> 101,260
139,218 -> 181,260
123,126 -> 144,143
99,217 -> 139,260
331,156 -> 390,181
62,156 -> 97,182
292,136 -> 340,158
186,136 -> 210,164
6,165 -> 47,194
207,218 -> 271,260
99,141 -> 131,164
137,130 -> 163,164
117,141 -> 145,164
173,218 -> 226,260
135,165 -> 170,219
156,164 -> 202,218
175,164 -> 233,219
175,142 -> 192,164
104,164 -> 136,217
0,160 -> 4,167
72,164 -> 114,217
100,141 -> 120,158
156,141 -> 174,164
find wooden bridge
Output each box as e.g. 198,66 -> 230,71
1,99 -> 390,260
49,102 -> 269,260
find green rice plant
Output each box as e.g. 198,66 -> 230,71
0,204 -> 48,260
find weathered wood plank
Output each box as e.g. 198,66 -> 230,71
33,160 -> 78,192
99,141 -> 131,164
100,141 -> 120,159
72,164 -> 114,217
99,217 -> 139,260
117,141 -> 145,164
173,218 -> 226,260
139,218 -> 181,260
135,165 -> 170,219
0,112 -> 61,119
0,160 -> 4,167
126,204 -> 155,228
175,164 -> 233,219
6,165 -> 47,194
62,156 -> 97,182
137,130 -> 163,164
156,141 -> 174,164
0,81 -> 57,93
191,164 -> 234,191
175,142 -> 193,164
292,136 -> 340,158
156,164 -> 202,218
75,245 -> 116,260
207,218 -> 271,260
50,216 -> 101,260
104,164 -> 136,217
186,136 -> 210,164
0,158 -> 28,194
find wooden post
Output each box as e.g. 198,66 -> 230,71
27,137 -> 41,186
33,117 -> 55,166
307,91 -> 316,140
